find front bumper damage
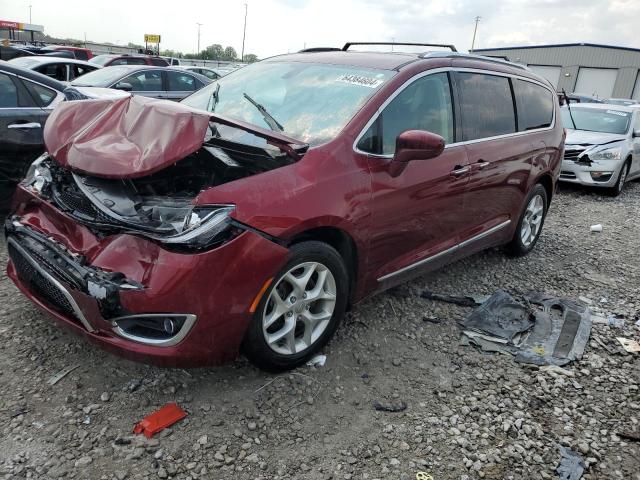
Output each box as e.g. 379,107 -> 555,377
6,185 -> 290,366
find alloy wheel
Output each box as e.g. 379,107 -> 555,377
262,262 -> 337,355
520,194 -> 544,248
617,166 -> 627,193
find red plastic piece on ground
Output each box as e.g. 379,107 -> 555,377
133,403 -> 187,438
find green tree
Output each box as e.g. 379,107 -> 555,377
222,46 -> 238,61
243,53 -> 258,63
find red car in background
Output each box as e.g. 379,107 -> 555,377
6,43 -> 563,370
41,45 -> 94,61
89,54 -> 169,67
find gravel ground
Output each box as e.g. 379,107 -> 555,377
1,182 -> 639,480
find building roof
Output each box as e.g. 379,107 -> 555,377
473,43 -> 640,54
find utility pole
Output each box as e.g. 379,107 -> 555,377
241,3 -> 248,62
29,5 -> 32,23
196,22 -> 202,58
471,16 -> 481,52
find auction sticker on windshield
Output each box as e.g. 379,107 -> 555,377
337,74 -> 385,88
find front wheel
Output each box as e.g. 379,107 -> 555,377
242,241 -> 349,371
505,184 -> 548,257
605,160 -> 630,197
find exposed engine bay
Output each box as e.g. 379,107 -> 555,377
25,137 -> 300,249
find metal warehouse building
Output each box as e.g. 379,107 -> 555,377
471,43 -> 640,100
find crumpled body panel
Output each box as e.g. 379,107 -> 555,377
43,95 -> 212,179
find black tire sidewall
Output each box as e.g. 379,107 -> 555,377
242,241 -> 349,371
508,184 -> 548,256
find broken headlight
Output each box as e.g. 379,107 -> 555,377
589,146 -> 622,161
145,205 -> 236,247
22,153 -> 52,194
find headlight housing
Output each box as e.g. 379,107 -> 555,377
22,153 -> 52,194
589,146 -> 622,161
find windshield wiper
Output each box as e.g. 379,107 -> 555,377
207,83 -> 220,113
242,92 -> 284,132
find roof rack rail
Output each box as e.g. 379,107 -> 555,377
299,47 -> 342,53
343,42 -> 457,52
421,51 -> 529,71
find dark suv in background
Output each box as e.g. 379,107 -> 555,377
6,43 -> 563,370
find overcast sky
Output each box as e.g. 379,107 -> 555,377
2,0 -> 639,58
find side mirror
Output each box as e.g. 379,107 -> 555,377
114,82 -> 133,92
389,130 -> 445,177
633,130 -> 640,138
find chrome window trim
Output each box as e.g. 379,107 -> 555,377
377,219 -> 511,282
7,237 -> 96,332
111,313 -> 197,347
353,67 -> 557,158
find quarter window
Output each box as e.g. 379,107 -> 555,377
513,79 -> 554,131
22,80 -> 56,107
458,72 -> 516,140
357,72 -> 454,155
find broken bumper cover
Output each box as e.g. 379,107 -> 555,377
6,187 -> 290,366
559,159 -> 624,187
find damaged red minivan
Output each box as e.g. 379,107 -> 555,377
6,44 -> 563,370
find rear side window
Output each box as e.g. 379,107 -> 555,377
357,72 -> 455,155
167,71 -> 197,91
71,65 -> 94,80
151,58 -> 169,66
37,63 -> 67,82
458,72 -> 516,140
513,79 -> 554,131
0,73 -> 18,107
74,50 -> 89,61
22,79 -> 57,107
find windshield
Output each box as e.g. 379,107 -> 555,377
89,55 -> 115,66
181,61 -> 394,146
71,66 -> 131,86
9,57 -> 42,69
561,107 -> 632,134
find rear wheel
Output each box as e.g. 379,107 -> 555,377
505,184 -> 548,257
606,159 -> 630,197
242,241 -> 349,371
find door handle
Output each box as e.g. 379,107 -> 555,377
450,165 -> 470,177
474,159 -> 490,170
7,122 -> 41,130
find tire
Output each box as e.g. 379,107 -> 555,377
605,159 -> 630,197
505,184 -> 548,257
242,241 -> 349,371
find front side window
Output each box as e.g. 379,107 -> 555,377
167,71 -> 197,91
514,79 -> 554,131
458,72 -> 516,140
357,72 -> 454,155
71,65 -> 94,80
181,61 -> 394,146
118,70 -> 163,92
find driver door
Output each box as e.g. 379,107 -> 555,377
356,71 -> 470,288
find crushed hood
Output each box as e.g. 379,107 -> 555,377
565,129 -> 627,147
44,95 -> 212,179
44,94 -> 307,179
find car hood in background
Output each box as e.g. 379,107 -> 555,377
63,86 -> 130,101
565,129 -> 627,147
44,94 -> 308,179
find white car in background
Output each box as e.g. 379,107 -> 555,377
8,56 -> 99,83
560,103 -> 640,196
178,65 -> 230,81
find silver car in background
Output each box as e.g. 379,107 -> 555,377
560,103 -> 640,196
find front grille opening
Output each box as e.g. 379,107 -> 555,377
9,242 -> 77,320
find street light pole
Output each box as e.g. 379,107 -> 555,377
196,22 -> 202,58
29,5 -> 32,24
241,3 -> 248,62
471,16 -> 481,52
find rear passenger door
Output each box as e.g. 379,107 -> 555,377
164,71 -> 200,101
454,71 -> 536,250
